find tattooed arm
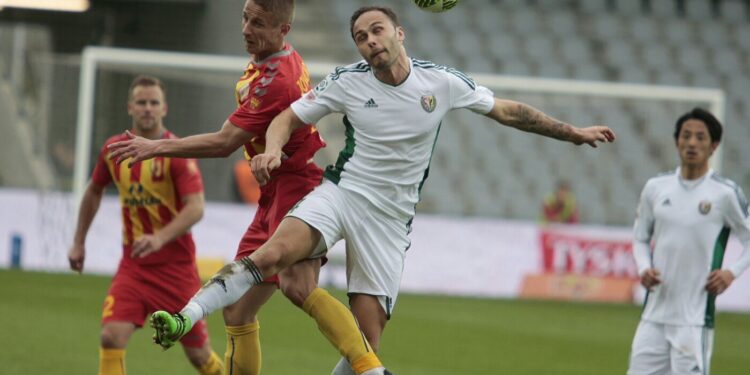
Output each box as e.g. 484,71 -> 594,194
485,99 -> 616,147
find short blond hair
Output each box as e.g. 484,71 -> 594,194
128,75 -> 166,101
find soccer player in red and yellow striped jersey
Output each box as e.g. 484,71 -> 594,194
68,76 -> 223,375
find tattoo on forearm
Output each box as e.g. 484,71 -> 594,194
506,104 -> 576,141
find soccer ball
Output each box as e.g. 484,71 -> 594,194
413,0 -> 459,13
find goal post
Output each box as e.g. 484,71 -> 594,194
73,46 -> 725,225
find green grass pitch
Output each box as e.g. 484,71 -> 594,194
1,269 -> 748,374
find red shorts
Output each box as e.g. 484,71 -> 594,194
102,260 -> 209,348
236,164 -> 324,284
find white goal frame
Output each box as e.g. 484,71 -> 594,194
74,46 -> 725,200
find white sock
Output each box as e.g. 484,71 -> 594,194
359,367 -> 385,375
180,258 -> 264,323
330,357 -> 356,375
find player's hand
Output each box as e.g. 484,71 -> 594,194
107,130 -> 158,167
574,126 -> 616,147
131,234 -> 165,259
640,268 -> 661,290
705,269 -> 734,295
68,243 -> 86,273
250,151 -> 282,186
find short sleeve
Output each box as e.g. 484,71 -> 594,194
446,68 -> 495,114
170,157 -> 204,197
91,143 -> 112,187
291,73 -> 345,124
229,84 -> 291,135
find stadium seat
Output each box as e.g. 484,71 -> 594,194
719,0 -> 748,23
662,19 -> 693,44
627,17 -> 660,43
602,40 -> 639,67
684,0 -> 715,20
641,45 -> 673,70
524,35 -> 556,61
558,38 -> 593,64
547,12 -> 578,36
618,66 -> 650,83
650,0 -> 678,17
676,47 -> 710,74
698,22 -> 731,48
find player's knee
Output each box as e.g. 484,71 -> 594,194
99,326 -> 128,349
279,279 -> 314,307
185,346 -> 211,368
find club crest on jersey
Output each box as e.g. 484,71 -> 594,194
698,200 -> 712,215
420,94 -> 436,113
313,78 -> 329,94
250,97 -> 262,109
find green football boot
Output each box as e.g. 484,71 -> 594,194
150,310 -> 192,350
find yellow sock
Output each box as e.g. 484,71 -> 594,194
197,350 -> 224,375
302,288 -> 382,375
224,321 -> 261,375
99,348 -> 125,375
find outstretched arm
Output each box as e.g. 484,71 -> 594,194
108,120 -> 253,166
485,99 -> 615,147
250,107 -> 306,185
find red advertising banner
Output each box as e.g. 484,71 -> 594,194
540,229 -> 638,279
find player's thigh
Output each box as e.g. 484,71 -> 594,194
100,321 -> 137,349
222,282 -> 277,326
668,326 -> 713,375
349,293 -> 388,351
279,180 -> 347,261
343,197 -> 409,318
279,257 -> 322,307
627,321 -> 670,375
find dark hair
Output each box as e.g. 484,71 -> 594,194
350,6 -> 400,39
251,0 -> 295,25
673,107 -> 722,143
128,75 -> 166,100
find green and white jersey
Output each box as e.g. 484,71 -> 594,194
633,168 -> 750,327
291,58 -> 494,219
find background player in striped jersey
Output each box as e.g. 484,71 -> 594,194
107,1 -> 390,374
628,108 -> 750,375
67,75 -> 223,375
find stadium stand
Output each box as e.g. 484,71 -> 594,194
1,0 -> 748,225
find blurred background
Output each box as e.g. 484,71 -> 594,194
1,0 -> 748,224
0,0 -> 749,373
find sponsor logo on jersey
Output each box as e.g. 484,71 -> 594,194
364,98 -> 378,108
699,200 -> 712,215
661,198 -> 671,206
420,94 -> 436,113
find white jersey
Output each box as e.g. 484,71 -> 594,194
291,58 -> 495,220
633,168 -> 750,327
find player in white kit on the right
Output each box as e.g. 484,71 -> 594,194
628,108 -> 750,375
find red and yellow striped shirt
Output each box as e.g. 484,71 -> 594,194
92,130 -> 203,265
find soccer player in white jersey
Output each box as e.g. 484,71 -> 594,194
110,6 -> 613,374
627,108 -> 750,375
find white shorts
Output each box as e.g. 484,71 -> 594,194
627,320 -> 714,375
287,180 -> 411,317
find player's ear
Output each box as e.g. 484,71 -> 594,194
163,102 -> 168,117
396,26 -> 405,42
280,23 -> 291,37
709,141 -> 719,153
